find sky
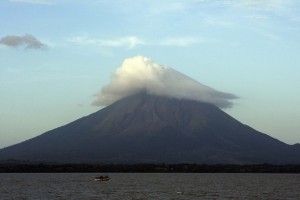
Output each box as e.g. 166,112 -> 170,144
1,0 -> 300,148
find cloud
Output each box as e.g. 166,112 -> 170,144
246,15 -> 268,20
9,0 -> 53,4
67,36 -> 144,49
204,16 -> 235,28
226,0 -> 297,11
0,34 -> 47,49
160,37 -> 202,47
97,0 -> 192,16
68,35 -> 206,49
93,56 -> 237,108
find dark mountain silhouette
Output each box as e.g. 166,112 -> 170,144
0,92 -> 299,164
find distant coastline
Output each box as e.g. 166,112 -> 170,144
1,163 -> 299,173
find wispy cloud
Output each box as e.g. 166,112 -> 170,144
97,0 -> 189,15
9,0 -> 53,5
225,0 -> 297,12
68,35 -> 206,49
0,34 -> 47,50
160,37 -> 202,47
204,16 -> 235,28
261,32 -> 281,40
246,15 -> 268,20
67,36 -> 144,49
145,1 -> 188,16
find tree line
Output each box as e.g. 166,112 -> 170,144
1,163 -> 300,173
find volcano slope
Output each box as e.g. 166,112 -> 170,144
0,92 -> 299,164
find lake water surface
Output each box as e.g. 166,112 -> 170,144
0,173 -> 299,199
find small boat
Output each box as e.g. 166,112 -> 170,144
94,175 -> 110,181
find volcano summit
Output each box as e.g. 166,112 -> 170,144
0,56 -> 299,164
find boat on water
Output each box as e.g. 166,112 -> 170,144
94,175 -> 110,181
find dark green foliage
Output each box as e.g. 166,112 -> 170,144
0,163 -> 299,173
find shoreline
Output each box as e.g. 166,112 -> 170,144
1,163 -> 300,173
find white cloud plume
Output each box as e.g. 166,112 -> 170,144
93,56 -> 237,108
0,34 -> 47,49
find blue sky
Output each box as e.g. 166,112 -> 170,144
1,0 -> 300,148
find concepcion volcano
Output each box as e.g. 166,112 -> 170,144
0,56 -> 299,164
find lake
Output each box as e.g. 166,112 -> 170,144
0,173 -> 299,199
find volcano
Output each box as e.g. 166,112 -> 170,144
0,92 -> 299,164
